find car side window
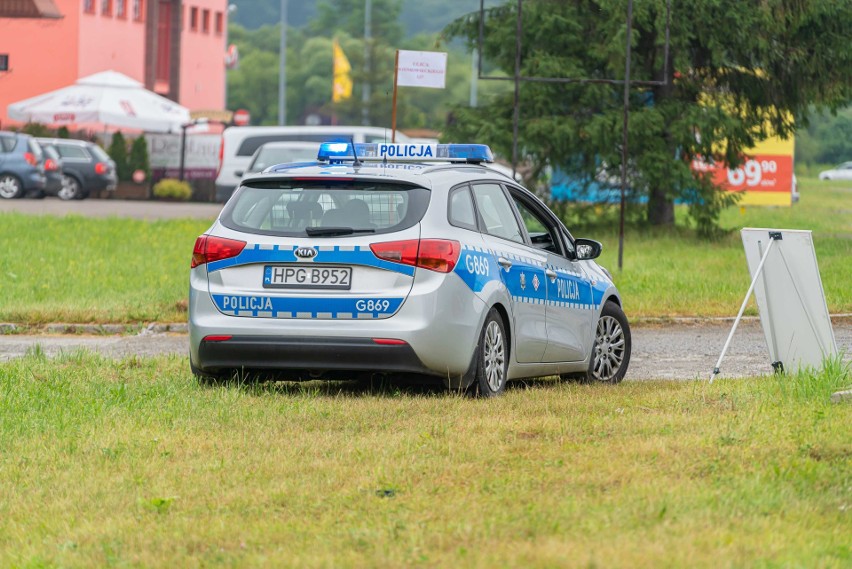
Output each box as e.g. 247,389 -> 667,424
471,183 -> 524,243
511,194 -> 565,257
448,185 -> 478,231
0,137 -> 15,153
56,145 -> 88,160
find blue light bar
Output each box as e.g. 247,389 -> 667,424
317,142 -> 494,164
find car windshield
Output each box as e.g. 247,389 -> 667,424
220,180 -> 430,237
248,147 -> 317,173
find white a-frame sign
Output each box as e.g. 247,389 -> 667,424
711,228 -> 837,381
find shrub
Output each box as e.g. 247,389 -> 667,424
108,131 -> 131,182
128,136 -> 150,181
153,179 -> 192,201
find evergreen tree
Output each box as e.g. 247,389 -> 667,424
108,131 -> 130,182
128,137 -> 150,181
444,0 -> 852,233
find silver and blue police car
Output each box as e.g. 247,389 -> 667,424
189,142 -> 631,395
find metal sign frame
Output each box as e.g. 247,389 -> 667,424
710,228 -> 837,381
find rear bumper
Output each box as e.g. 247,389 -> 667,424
196,335 -> 433,376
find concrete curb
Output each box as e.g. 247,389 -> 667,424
830,389 -> 852,404
0,322 -> 188,335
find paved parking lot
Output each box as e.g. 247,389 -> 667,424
1,319 -> 849,381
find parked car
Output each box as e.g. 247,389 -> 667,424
41,144 -> 64,196
36,138 -> 117,200
0,131 -> 46,199
818,161 -> 852,181
238,142 -> 320,178
190,142 -> 631,394
215,126 -> 411,203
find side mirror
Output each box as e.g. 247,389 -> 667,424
235,170 -> 244,177
574,238 -> 602,260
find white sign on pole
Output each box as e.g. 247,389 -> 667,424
711,228 -> 837,381
742,228 -> 837,372
396,50 -> 448,89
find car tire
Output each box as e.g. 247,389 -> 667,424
0,174 -> 24,199
59,175 -> 84,200
577,301 -> 631,384
469,308 -> 509,397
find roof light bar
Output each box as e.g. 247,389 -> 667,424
317,142 -> 493,164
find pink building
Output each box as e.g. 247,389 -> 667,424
0,0 -> 227,129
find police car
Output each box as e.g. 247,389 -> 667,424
189,142 -> 631,395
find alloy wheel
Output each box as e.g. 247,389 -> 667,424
591,315 -> 626,381
483,320 -> 506,392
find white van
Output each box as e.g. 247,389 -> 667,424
214,125 -> 410,202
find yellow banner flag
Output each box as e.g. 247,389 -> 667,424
332,39 -> 353,103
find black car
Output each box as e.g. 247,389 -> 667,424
36,138 -> 117,200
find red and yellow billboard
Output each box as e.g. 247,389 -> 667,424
692,134 -> 795,206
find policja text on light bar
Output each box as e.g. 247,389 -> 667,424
317,142 -> 494,164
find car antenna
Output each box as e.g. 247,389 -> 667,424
350,137 -> 362,168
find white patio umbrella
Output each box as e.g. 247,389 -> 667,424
7,70 -> 190,133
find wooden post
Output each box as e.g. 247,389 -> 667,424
391,49 -> 399,143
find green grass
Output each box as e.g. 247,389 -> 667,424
0,177 -> 849,324
0,353 -> 849,567
0,214 -> 211,324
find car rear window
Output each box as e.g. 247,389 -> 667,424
89,145 -> 110,162
220,180 -> 430,237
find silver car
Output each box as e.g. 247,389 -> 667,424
189,143 -> 631,395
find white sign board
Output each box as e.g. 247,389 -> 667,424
396,50 -> 447,89
741,228 -> 837,372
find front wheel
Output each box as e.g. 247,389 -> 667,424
0,175 -> 24,199
582,301 -> 631,384
470,309 -> 509,397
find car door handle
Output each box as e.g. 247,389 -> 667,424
545,269 -> 557,281
497,257 -> 512,270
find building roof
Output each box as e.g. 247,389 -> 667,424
0,0 -> 63,19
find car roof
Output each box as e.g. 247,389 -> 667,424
247,160 -> 515,190
36,137 -> 92,146
254,141 -> 320,152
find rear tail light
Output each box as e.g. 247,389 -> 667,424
44,158 -> 58,171
94,162 -> 108,175
370,239 -> 460,273
191,235 -> 247,268
23,152 -> 37,166
372,338 -> 408,345
203,335 -> 232,342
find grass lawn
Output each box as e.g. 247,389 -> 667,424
0,176 -> 849,324
0,352 -> 849,567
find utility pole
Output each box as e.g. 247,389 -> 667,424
470,48 -> 478,107
362,0 -> 371,126
278,0 -> 288,125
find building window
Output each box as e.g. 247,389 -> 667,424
202,9 -> 210,33
133,0 -> 143,20
84,0 -> 95,13
116,0 -> 126,18
101,0 -> 112,16
215,11 -> 223,35
190,6 -> 198,31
